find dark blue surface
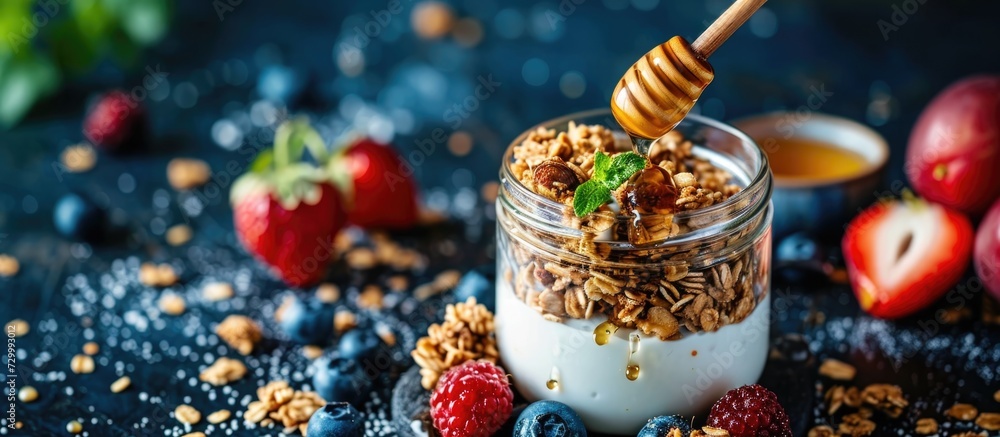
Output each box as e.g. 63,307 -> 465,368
2,1 -> 1000,436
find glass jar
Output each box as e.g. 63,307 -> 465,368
495,109 -> 773,434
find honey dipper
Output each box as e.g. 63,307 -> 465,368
611,0 -> 768,154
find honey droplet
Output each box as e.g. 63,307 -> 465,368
546,379 -> 559,390
625,364 -> 640,381
593,321 -> 619,346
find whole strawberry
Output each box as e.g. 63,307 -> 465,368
707,384 -> 791,437
336,138 -> 419,229
430,360 -> 513,437
83,90 -> 148,152
232,120 -> 346,287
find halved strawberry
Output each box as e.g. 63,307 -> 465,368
842,196 -> 974,319
333,138 -> 419,230
231,120 -> 347,287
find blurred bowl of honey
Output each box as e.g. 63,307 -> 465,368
732,112 -> 889,239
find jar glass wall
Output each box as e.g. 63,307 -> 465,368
495,109 -> 773,434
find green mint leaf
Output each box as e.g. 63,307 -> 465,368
593,151 -> 611,181
603,152 -> 647,190
573,180 -> 612,217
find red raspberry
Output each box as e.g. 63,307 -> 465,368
429,360 -> 513,437
707,384 -> 791,437
83,90 -> 148,152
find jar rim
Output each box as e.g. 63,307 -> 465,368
499,108 -> 772,246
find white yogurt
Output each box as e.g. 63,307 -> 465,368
495,282 -> 770,435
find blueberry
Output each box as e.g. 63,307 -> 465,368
278,294 -> 335,345
53,193 -> 106,242
306,402 -> 364,437
453,267 -> 495,311
336,328 -> 382,361
637,415 -> 691,437
311,356 -> 370,406
257,65 -> 307,105
513,400 -> 587,437
776,232 -> 822,264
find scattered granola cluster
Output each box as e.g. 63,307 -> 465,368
500,122 -> 766,336
215,315 -> 262,355
411,297 -> 499,389
244,380 -> 326,435
198,357 -> 248,386
813,358 -> 1000,436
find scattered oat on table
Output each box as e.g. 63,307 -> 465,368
70,354 -> 95,374
18,386 -> 37,403
206,409 -> 231,424
158,293 -> 186,315
358,285 -> 384,310
215,315 -> 261,355
139,263 -> 178,287
181,433 -> 206,437
174,404 -> 201,425
946,403 -> 978,421
914,417 -> 937,435
82,342 -> 100,355
5,319 -> 29,337
0,254 -> 19,277
316,283 -> 340,303
60,143 -> 97,173
994,389 -> 1000,403
66,420 -> 83,434
334,310 -> 357,334
302,345 -> 324,360
199,357 -> 247,386
975,412 -> 1000,431
375,323 -> 396,346
699,426 -> 730,436
167,158 -> 211,190
819,358 -> 856,381
165,224 -> 193,246
110,376 -> 131,393
387,275 -> 409,292
345,247 -> 378,270
202,282 -> 234,301
807,425 -> 835,437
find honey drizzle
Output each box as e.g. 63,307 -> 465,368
626,332 -> 640,381
593,321 -> 619,346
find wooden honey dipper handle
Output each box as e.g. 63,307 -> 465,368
692,0 -> 768,59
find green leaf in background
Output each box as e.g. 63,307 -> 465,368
117,0 -> 170,46
249,149 -> 275,174
0,52 -> 59,128
573,180 -> 612,217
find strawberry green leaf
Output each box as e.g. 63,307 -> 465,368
603,152 -> 647,190
573,180 -> 612,217
248,149 -> 274,174
274,118 -> 329,169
